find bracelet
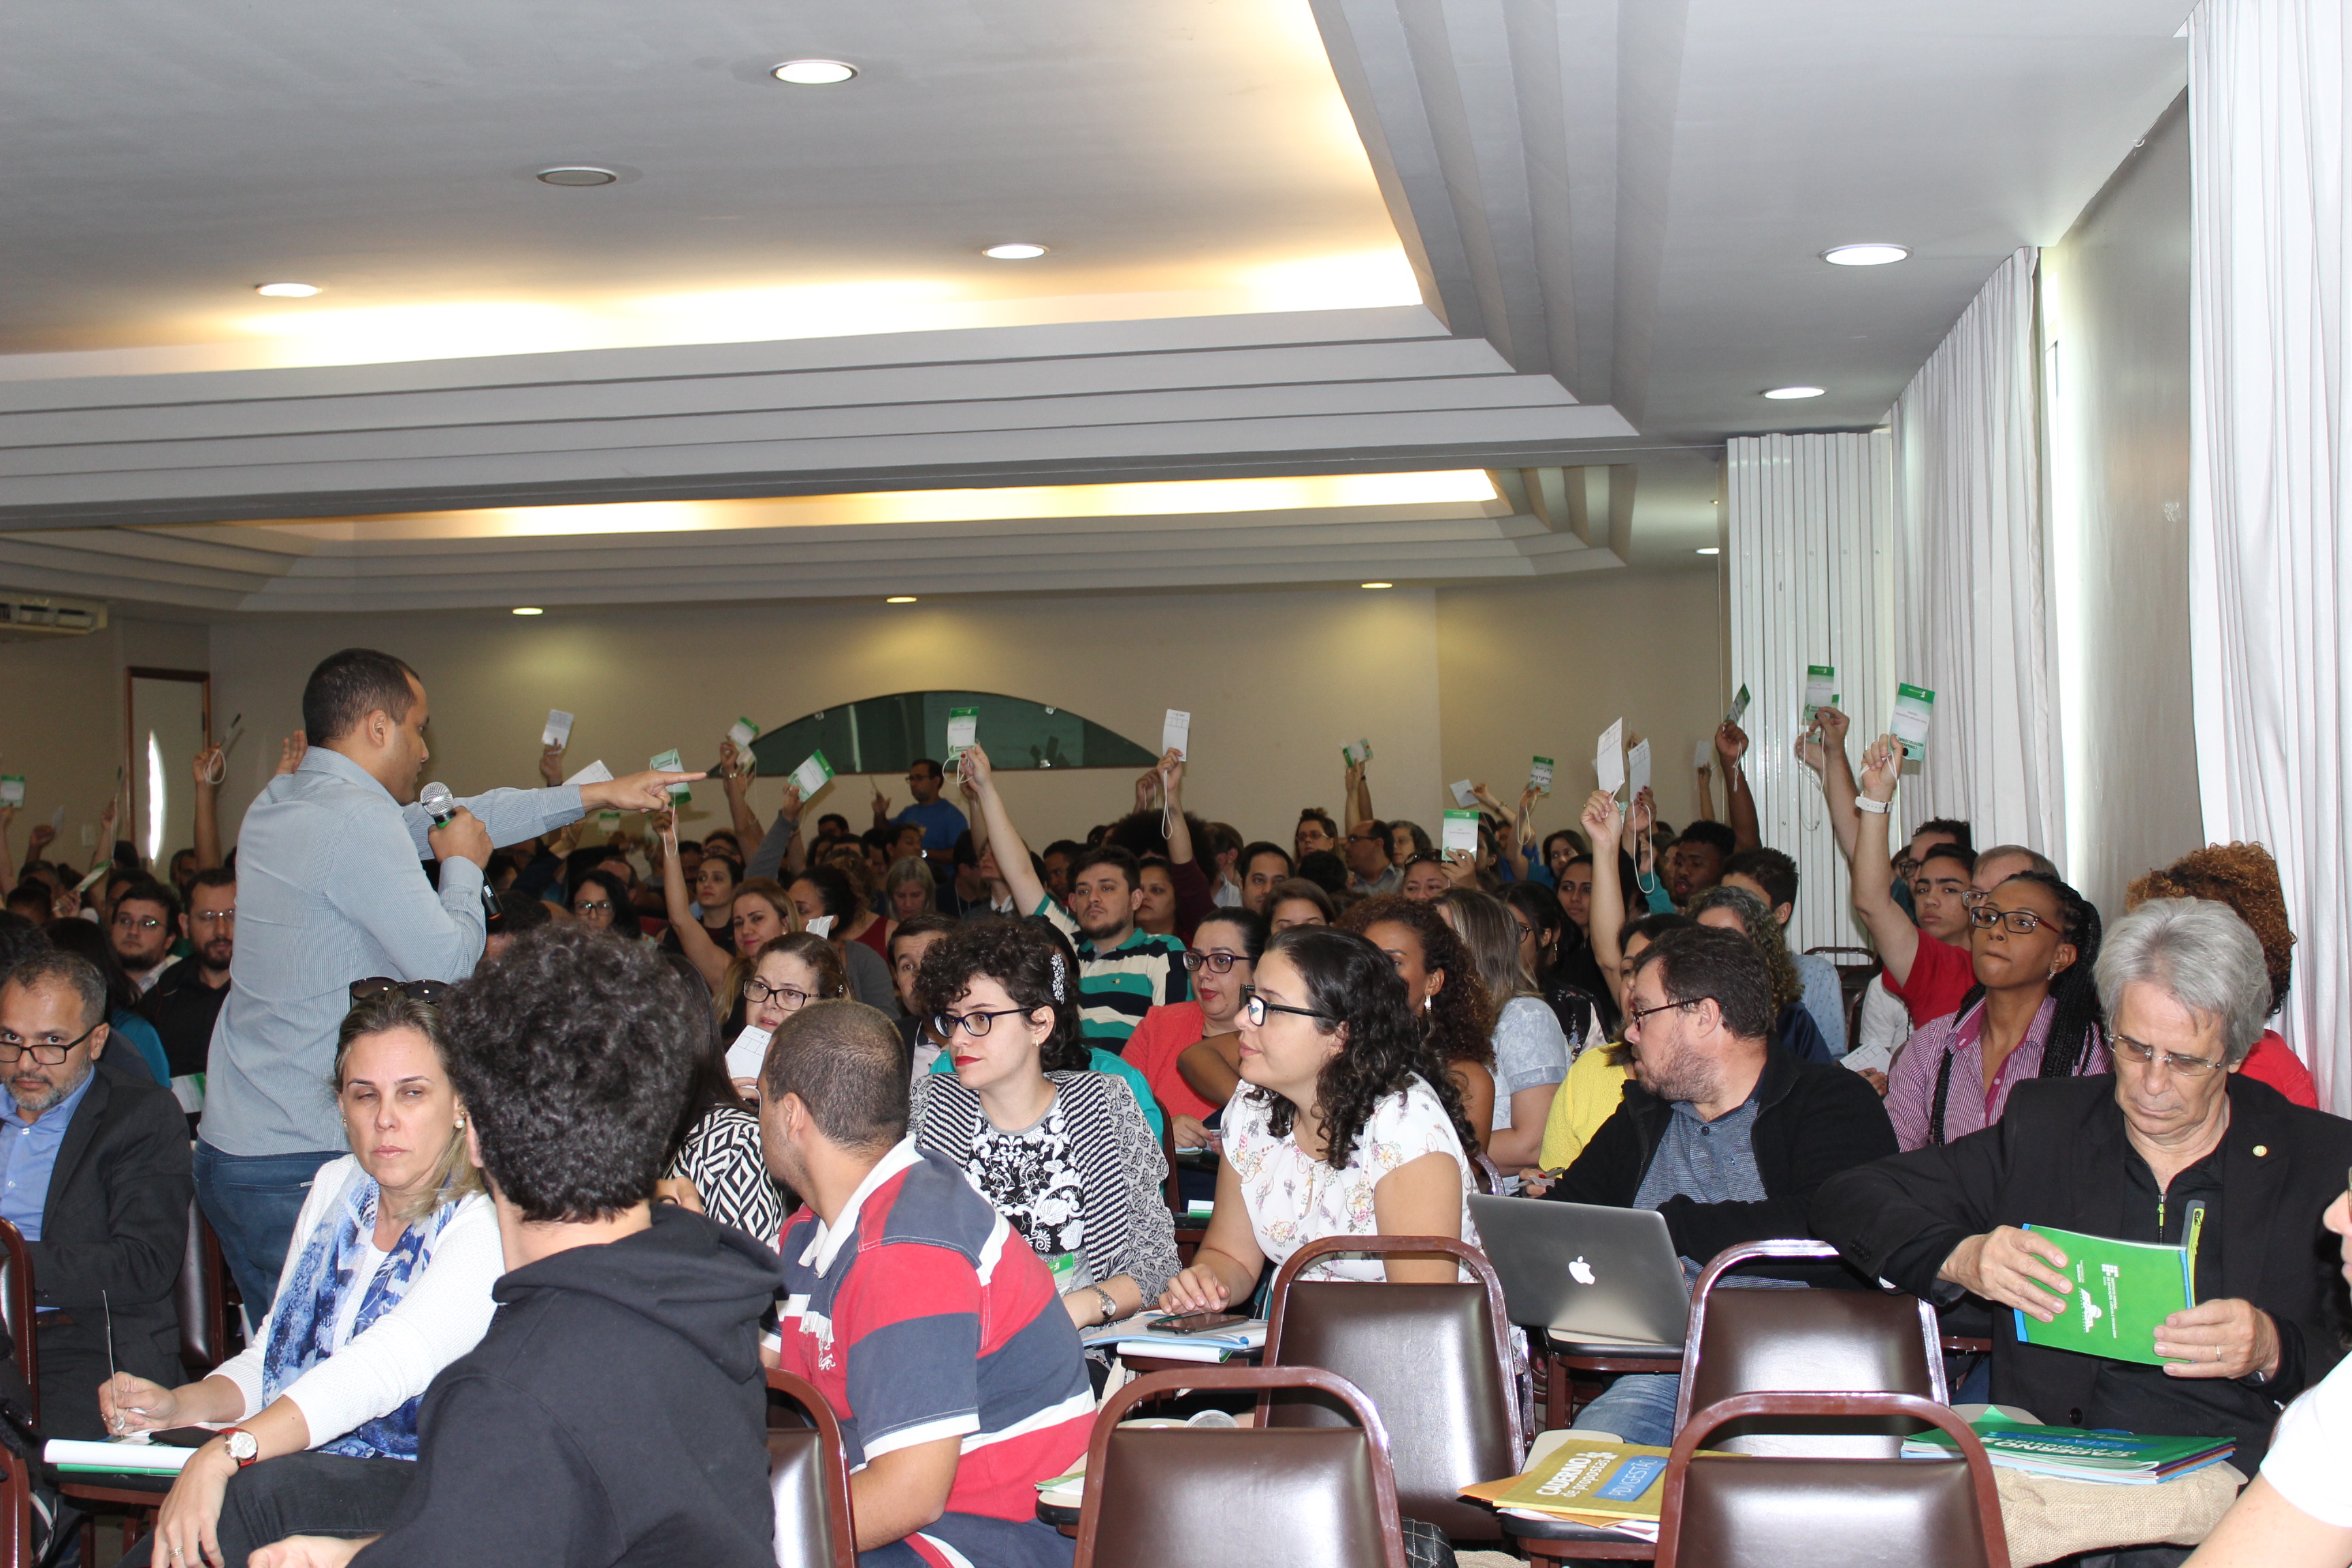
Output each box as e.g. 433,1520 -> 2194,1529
1855,795 -> 1893,815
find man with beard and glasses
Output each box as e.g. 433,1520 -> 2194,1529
0,950 -> 191,1438
140,867 -> 237,1118
110,879 -> 180,997
953,745 -> 1188,1055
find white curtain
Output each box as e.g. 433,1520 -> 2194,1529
2188,0 -> 2352,1111
1889,249 -> 2066,861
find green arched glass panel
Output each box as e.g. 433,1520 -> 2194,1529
745,691 -> 1158,776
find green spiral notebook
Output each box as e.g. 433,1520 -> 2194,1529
2012,1216 -> 2200,1367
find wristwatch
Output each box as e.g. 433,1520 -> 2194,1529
1088,1286 -> 1120,1326
220,1428 -> 261,1469
1854,794 -> 1893,815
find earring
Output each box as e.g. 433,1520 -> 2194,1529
455,1116 -> 466,1130
1424,996 -> 1434,1015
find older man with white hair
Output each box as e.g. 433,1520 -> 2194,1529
1814,897 -> 2352,1472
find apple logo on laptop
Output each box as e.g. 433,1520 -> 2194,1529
1568,1256 -> 1596,1286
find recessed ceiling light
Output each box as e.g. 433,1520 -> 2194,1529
1763,385 -> 1827,399
982,243 -> 1049,260
772,59 -> 858,84
1360,582 -> 1394,589
254,282 -> 321,298
1823,244 -> 1910,267
536,167 -> 619,186
885,595 -> 917,604
1696,547 -> 1720,556
511,606 -> 544,616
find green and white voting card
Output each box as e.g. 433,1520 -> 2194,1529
1891,683 -> 1937,759
1341,738 -> 1374,767
0,776 -> 22,807
1627,738 -> 1651,798
542,709 -> 574,749
1162,708 -> 1190,760
1725,683 -> 1750,727
728,717 -> 759,748
649,747 -> 691,800
1803,665 -> 1837,724
597,810 -> 621,832
1441,808 -> 1481,859
791,749 -> 835,799
945,706 -> 978,759
1530,755 -> 1554,794
2013,1222 -> 2197,1367
1595,719 -> 1624,794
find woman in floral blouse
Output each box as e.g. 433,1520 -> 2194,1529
1160,926 -> 1484,1307
909,918 -> 1179,1331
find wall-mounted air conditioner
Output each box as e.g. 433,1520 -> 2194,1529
0,593 -> 108,639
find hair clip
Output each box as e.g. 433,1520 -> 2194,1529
1049,951 -> 1068,1002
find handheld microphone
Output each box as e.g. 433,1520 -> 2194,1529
419,781 -> 457,827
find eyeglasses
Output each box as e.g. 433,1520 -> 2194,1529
931,1007 -> 1032,1039
1959,889 -> 1994,908
1623,998 -> 1695,1034
745,979 -> 817,1008
1181,950 -> 1250,974
1241,992 -> 1334,1028
1967,904 -> 2054,936
191,909 -> 235,928
2112,1034 -> 2229,1078
0,1022 -> 101,1065
1894,857 -> 1924,879
111,914 -> 163,932
349,978 -> 452,1004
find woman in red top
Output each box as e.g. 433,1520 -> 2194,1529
2128,841 -> 2319,1107
1123,908 -> 1267,1148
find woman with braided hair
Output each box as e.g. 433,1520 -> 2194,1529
1884,869 -> 2110,1152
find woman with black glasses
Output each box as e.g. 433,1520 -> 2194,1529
909,918 -> 1178,1335
1120,909 -> 1267,1149
1159,926 -> 1482,1310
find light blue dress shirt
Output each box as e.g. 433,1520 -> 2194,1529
203,748 -> 584,1158
0,1069 -> 97,1242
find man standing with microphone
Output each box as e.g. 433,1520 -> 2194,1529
199,648 -> 700,1314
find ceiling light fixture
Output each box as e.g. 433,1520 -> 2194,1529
772,59 -> 857,84
885,595 -> 917,604
511,606 -> 544,615
982,243 -> 1049,260
1763,385 -> 1827,399
255,282 -> 321,298
1360,581 -> 1394,589
1696,547 -> 1720,556
536,166 -> 619,186
1822,243 -> 1910,267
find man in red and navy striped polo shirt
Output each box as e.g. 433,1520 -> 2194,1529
761,1000 -> 1092,1568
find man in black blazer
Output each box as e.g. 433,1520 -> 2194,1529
1813,898 -> 2352,1469
0,951 -> 192,1439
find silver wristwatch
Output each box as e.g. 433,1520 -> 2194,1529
1089,1286 -> 1120,1325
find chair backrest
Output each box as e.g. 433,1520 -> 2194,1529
765,1369 -> 855,1568
1659,1393 -> 2009,1568
1157,1103 -> 1183,1213
1263,1235 -> 1521,1541
1076,1367 -> 1408,1568
0,1218 -> 37,1426
1806,946 -> 1884,1046
177,1198 -> 233,1376
1676,1241 -> 1944,1456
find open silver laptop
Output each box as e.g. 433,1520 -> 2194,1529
1469,1195 -> 1689,1351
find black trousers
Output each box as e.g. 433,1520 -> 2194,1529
121,1452 -> 416,1568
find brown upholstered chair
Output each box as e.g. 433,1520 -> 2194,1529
1262,1235 -> 1521,1542
1673,1239 -> 1944,1456
0,1218 -> 37,1426
1659,1393 -> 2010,1568
766,1368 -> 856,1568
176,1198 -> 235,1377
1075,1367 -> 1409,1568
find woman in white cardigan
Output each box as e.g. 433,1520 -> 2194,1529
101,987 -> 502,1568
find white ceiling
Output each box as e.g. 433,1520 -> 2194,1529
0,0 -> 2192,615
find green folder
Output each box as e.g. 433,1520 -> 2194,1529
2013,1222 -> 2197,1367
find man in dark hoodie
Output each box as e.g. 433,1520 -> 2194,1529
245,924 -> 787,1568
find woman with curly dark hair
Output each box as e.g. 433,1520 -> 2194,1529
1885,869 -> 2110,1151
2127,841 -> 2319,1107
909,917 -> 1179,1334
1339,894 -> 1497,1145
1160,927 -> 1482,1310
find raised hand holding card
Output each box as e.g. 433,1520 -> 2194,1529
542,710 -> 575,749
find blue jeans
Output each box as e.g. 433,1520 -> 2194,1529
195,1142 -> 342,1321
1573,1372 -> 1682,1448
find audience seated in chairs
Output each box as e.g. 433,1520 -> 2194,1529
764,997 -> 1092,1567
1814,898 -> 2352,1473
909,918 -> 1179,1339
245,924 -> 787,1568
1532,924 -> 1898,1446
0,949 -> 191,1439
1160,926 -> 1485,1314
105,987 -> 501,1568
